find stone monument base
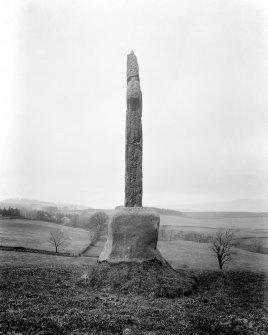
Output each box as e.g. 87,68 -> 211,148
99,207 -> 165,263
83,259 -> 196,298
84,207 -> 197,298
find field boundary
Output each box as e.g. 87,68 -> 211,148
0,245 -> 73,257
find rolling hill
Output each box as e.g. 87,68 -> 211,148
1,199 -> 267,273
0,198 -> 90,211
0,218 -> 91,254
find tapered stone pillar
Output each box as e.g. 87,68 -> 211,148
125,51 -> 143,207
99,51 -> 163,263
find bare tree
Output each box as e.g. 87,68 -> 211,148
209,229 -> 235,270
48,230 -> 69,253
87,211 -> 109,244
158,227 -> 166,241
158,228 -> 175,241
251,238 -> 265,253
167,230 -> 174,241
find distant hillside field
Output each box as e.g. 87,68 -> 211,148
159,213 -> 268,254
81,236 -> 268,273
1,212 -> 267,272
0,198 -> 90,211
158,241 -> 268,272
0,219 -> 91,254
81,212 -> 268,273
160,213 -> 268,230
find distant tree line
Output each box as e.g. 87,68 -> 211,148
149,207 -> 182,216
0,207 -> 21,217
20,208 -> 79,226
0,206 -> 105,233
158,228 -> 212,243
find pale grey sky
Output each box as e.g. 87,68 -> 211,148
0,0 -> 267,209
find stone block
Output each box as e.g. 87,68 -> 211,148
99,207 -> 161,263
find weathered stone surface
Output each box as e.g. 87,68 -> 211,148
99,207 -> 163,263
127,50 -> 139,79
98,52 -> 168,267
125,51 -> 143,207
126,80 -> 141,100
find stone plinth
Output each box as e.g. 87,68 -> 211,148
99,207 -> 162,263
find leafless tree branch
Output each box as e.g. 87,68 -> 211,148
209,229 -> 235,270
48,230 -> 69,253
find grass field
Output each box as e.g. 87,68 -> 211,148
0,250 -> 96,267
1,213 -> 268,273
0,218 -> 91,254
160,213 -> 268,257
158,241 -> 268,272
160,213 -> 268,230
78,212 -> 268,272
1,210 -> 268,334
1,262 -> 268,335
80,238 -> 268,273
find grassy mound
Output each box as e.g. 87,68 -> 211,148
82,259 -> 196,298
2,264 -> 267,334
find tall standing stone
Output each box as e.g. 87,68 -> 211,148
91,52 -> 195,300
99,51 -> 163,263
125,51 -> 143,207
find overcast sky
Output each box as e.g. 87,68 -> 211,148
0,0 -> 267,209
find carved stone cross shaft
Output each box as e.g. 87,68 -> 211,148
125,51 -> 143,207
99,52 -> 162,264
